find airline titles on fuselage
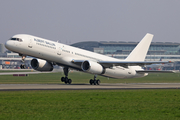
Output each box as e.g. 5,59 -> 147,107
34,38 -> 99,61
34,38 -> 56,49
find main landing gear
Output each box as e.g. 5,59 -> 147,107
60,67 -> 100,85
61,67 -> 72,84
89,75 -> 100,85
20,55 -> 26,69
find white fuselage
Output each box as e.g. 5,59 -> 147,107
5,34 -> 146,79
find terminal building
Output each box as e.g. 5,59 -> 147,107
71,41 -> 180,60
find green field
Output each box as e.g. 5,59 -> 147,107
0,71 -> 180,84
0,90 -> 180,120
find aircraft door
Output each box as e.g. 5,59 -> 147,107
28,38 -> 33,48
57,47 -> 61,55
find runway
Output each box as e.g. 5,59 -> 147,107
0,83 -> 180,91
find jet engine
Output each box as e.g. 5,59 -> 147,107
81,60 -> 104,74
31,58 -> 53,71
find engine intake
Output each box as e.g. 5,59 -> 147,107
31,58 -> 53,71
81,60 -> 104,74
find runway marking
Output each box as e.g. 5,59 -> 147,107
0,83 -> 180,91
0,71 -> 51,75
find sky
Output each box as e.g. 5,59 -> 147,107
0,0 -> 180,45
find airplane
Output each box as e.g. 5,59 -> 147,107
5,33 -> 174,85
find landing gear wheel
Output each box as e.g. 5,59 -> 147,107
96,80 -> 100,85
68,79 -> 72,84
64,77 -> 68,84
93,80 -> 97,85
61,67 -> 72,84
89,79 -> 93,85
20,64 -> 26,69
61,77 -> 65,82
89,75 -> 100,85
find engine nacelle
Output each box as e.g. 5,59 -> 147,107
31,58 -> 53,71
81,60 -> 104,74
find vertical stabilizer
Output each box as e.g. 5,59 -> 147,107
125,33 -> 154,61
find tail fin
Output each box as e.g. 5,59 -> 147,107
125,33 -> 154,61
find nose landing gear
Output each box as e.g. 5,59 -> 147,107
20,55 -> 26,69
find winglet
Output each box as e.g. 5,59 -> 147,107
125,33 -> 154,61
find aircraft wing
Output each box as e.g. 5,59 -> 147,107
136,70 -> 177,73
98,61 -> 172,68
72,60 -> 172,68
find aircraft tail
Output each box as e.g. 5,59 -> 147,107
125,33 -> 154,61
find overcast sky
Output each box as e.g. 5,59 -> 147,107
0,0 -> 180,45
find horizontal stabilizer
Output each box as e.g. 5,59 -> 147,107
136,70 -> 178,73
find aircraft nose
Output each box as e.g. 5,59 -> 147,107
5,40 -> 12,49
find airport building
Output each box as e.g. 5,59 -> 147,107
71,41 -> 180,60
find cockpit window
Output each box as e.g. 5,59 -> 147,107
10,38 -> 23,42
11,38 -> 16,40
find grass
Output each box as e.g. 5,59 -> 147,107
0,71 -> 180,84
0,90 -> 180,120
0,72 -> 180,119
